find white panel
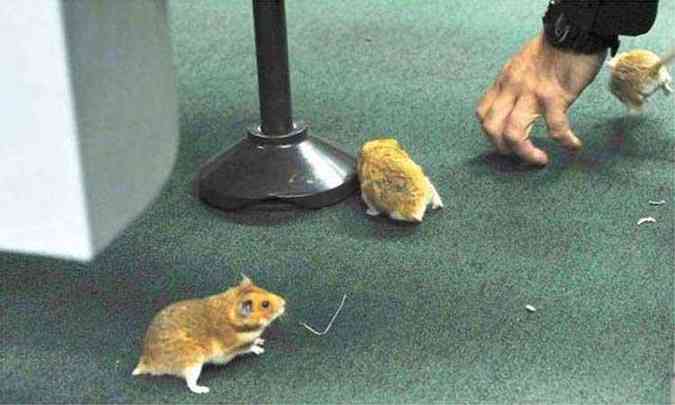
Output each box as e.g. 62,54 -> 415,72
0,0 -> 179,261
62,0 -> 179,256
0,0 -> 93,261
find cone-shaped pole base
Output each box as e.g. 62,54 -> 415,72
194,122 -> 358,211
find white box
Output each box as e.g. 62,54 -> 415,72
0,0 -> 179,261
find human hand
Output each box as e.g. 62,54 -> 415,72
476,33 -> 607,165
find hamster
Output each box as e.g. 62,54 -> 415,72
357,138 -> 443,223
607,48 -> 674,114
132,275 -> 286,394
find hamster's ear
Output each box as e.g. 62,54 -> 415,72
240,273 -> 253,287
240,299 -> 253,317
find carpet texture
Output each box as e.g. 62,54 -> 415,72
1,0 -> 673,403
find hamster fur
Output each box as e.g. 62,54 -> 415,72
357,138 -> 443,223
607,48 -> 674,113
132,275 -> 286,394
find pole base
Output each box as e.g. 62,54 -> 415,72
194,122 -> 358,211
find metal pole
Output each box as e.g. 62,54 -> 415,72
252,0 -> 293,135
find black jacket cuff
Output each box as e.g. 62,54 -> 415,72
556,0 -> 659,37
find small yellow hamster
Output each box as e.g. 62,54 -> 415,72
357,138 -> 443,223
607,48 -> 674,113
132,275 -> 286,394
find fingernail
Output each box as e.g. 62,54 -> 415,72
567,138 -> 583,150
531,151 -> 549,166
566,132 -> 583,149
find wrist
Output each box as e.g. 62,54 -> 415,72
542,0 -> 620,56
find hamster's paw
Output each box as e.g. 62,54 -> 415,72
627,105 -> 644,115
390,210 -> 423,223
389,211 -> 405,221
184,365 -> 209,394
250,344 -> 265,355
426,179 -> 443,210
659,69 -> 673,95
254,338 -> 265,346
430,185 -> 443,210
188,384 -> 210,394
361,191 -> 381,216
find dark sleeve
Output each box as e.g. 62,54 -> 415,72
559,0 -> 659,37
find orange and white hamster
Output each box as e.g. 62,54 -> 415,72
132,275 -> 286,394
607,48 -> 674,113
357,138 -> 443,223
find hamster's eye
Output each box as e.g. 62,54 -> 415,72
262,300 -> 270,308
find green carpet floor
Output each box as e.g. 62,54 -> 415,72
2,0 -> 674,403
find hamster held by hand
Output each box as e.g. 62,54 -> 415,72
357,138 -> 443,223
132,275 -> 286,394
607,48 -> 674,114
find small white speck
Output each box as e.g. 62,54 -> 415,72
525,305 -> 537,313
637,217 -> 656,225
648,200 -> 666,206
